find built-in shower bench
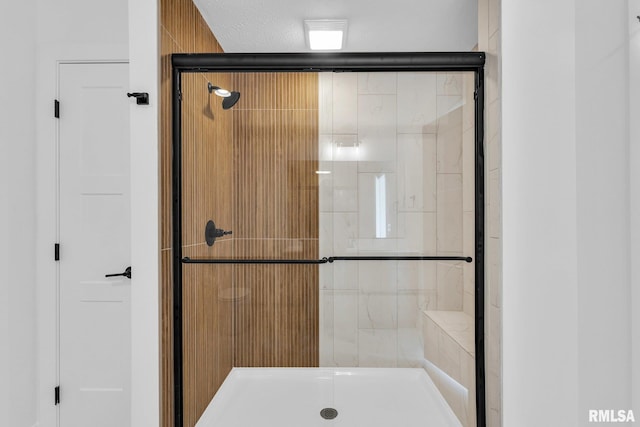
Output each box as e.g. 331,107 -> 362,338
424,310 -> 474,358
421,310 -> 476,425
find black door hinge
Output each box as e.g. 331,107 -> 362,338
55,243 -> 60,261
54,386 -> 60,405
54,100 -> 60,118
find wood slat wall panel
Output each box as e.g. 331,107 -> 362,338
195,13 -> 222,53
181,244 -> 234,426
160,1 -> 229,426
232,110 -> 319,239
181,260 -> 196,426
204,73 -> 233,240
232,262 -> 277,367
276,73 -> 317,110
159,26 -> 178,427
238,73 -> 273,110
231,73 -> 319,369
178,70 -> 235,426
275,264 -> 319,366
181,73 -> 233,248
160,249 -> 173,427
160,30 -> 176,251
161,4 -> 320,424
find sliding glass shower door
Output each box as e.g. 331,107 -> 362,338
316,71 -> 477,426
173,58 -> 483,427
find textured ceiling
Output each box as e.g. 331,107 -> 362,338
193,0 -> 478,53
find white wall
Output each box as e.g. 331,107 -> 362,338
629,0 -> 640,417
0,0 -> 38,426
33,0 -> 129,426
2,0 -> 132,425
128,0 -> 160,425
32,0 -> 161,424
503,0 -> 636,425
575,1 -> 631,419
502,0 -> 579,424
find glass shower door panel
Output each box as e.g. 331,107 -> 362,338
227,73 -> 321,369
179,71 -> 237,426
318,71 -> 476,426
179,68 -> 478,427
180,70 -> 322,424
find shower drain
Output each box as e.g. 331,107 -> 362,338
320,408 -> 338,420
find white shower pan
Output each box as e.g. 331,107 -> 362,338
195,367 -> 462,427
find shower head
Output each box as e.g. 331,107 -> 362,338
207,82 -> 241,110
221,91 -> 241,110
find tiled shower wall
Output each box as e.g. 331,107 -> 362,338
479,0 -> 503,424
318,72 -> 474,368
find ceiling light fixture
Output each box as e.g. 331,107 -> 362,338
304,19 -> 348,51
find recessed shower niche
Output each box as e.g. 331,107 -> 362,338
170,53 -> 485,427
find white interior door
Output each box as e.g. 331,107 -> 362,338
59,62 -> 131,427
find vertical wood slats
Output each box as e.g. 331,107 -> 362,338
231,73 -> 319,369
161,3 -> 320,423
160,1 -> 228,426
179,70 -> 235,427
159,248 -> 173,427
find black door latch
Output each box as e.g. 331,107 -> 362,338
105,266 -> 132,279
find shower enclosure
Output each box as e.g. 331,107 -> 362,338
170,53 -> 485,427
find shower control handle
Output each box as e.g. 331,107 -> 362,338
205,220 -> 232,246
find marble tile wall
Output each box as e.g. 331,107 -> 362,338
318,71 -> 474,369
479,0 -> 503,424
423,310 -> 476,426
462,72 -> 476,318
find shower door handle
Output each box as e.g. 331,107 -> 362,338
105,266 -> 132,279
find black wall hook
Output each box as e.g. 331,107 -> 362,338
127,92 -> 149,105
